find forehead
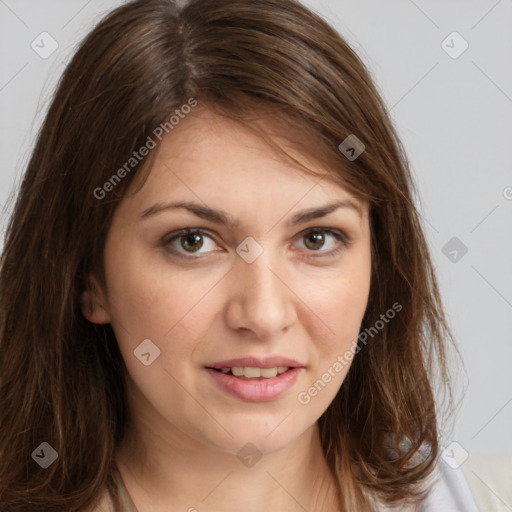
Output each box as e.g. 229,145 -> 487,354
155,108 -> 361,190
121,107 -> 369,229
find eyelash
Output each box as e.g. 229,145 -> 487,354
162,227 -> 351,260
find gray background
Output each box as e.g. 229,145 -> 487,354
1,0 -> 511,457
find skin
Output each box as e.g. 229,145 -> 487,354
83,108 -> 372,512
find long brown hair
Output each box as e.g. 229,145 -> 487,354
0,0 -> 457,510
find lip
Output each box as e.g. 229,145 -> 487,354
205,356 -> 304,369
205,367 -> 303,402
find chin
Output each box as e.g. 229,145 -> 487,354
200,416 -> 312,457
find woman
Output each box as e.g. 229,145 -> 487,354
0,0 -> 478,510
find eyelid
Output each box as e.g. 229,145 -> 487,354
162,228 -> 218,258
295,226 -> 349,243
162,227 -> 351,259
292,227 -> 351,257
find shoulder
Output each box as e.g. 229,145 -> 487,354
374,459 -> 480,511
418,459 -> 479,512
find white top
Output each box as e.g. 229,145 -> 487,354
418,461 -> 479,512
109,460 -> 479,512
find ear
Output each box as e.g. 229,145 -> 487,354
81,273 -> 111,324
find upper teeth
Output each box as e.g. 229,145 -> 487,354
220,366 -> 289,378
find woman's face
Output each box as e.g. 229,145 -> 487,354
88,108 -> 372,456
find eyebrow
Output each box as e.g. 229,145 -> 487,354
139,199 -> 362,228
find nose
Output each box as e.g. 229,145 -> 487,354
224,249 -> 298,340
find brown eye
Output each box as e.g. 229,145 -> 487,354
295,228 -> 348,257
303,232 -> 326,251
164,229 -> 218,257
180,233 -> 204,253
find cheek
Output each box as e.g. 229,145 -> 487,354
103,244 -> 218,366
295,270 -> 370,411
306,263 -> 371,350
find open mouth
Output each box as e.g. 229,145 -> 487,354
205,365 -> 303,401
207,366 -> 290,379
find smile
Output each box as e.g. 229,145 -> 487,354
205,366 -> 303,402
215,366 -> 289,378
